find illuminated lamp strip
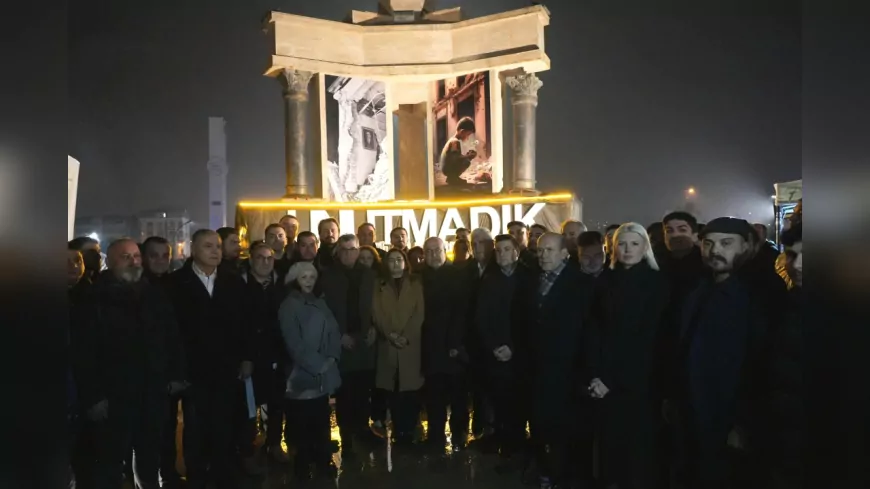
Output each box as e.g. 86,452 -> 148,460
237,192 -> 574,210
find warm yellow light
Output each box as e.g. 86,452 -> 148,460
687,187 -> 696,195
237,192 -> 574,209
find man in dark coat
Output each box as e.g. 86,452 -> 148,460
321,234 -> 378,457
507,220 -> 539,272
527,232 -> 594,488
465,228 -> 498,445
420,237 -> 470,450
655,212 -> 706,487
764,224 -> 804,488
236,241 -> 288,469
475,234 -> 535,466
73,238 -> 186,489
315,218 -> 340,271
671,218 -> 769,489
165,229 -> 254,489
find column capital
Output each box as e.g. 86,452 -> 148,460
505,73 -> 543,103
277,69 -> 314,97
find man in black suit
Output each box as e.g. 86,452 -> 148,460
166,229 -> 254,489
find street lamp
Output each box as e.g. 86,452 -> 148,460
686,187 -> 696,196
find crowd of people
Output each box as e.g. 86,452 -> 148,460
66,203 -> 804,489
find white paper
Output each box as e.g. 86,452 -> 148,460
244,377 -> 256,419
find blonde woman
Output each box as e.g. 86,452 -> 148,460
279,262 -> 341,481
585,222 -> 669,489
372,248 -> 425,445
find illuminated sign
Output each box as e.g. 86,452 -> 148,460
236,193 -> 577,245
286,203 -> 544,243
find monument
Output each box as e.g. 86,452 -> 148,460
208,117 -> 228,230
236,0 -> 581,247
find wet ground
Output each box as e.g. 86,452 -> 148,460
160,401 -> 536,489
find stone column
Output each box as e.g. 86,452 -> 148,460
277,69 -> 315,197
505,73 -> 543,193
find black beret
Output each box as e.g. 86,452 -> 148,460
699,217 -> 755,241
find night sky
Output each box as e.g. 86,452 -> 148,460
69,0 -> 801,230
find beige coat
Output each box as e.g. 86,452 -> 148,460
373,276 -> 425,392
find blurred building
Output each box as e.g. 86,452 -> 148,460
73,215 -> 140,245
138,209 -> 193,259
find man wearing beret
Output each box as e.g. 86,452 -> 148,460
670,217 -> 769,489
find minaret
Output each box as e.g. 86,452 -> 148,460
207,117 -> 228,230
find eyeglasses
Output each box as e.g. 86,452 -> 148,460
387,257 -> 405,264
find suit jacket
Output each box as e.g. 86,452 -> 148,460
166,263 -> 254,386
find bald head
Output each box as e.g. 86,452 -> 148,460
538,232 -> 570,272
107,238 -> 143,282
423,237 -> 446,269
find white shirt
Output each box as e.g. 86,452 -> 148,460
192,262 -> 217,297
478,262 -> 487,278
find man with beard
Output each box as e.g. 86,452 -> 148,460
420,237 -> 470,452
528,232 -> 592,489
764,224 -> 804,489
475,234 -> 535,471
507,221 -> 538,271
166,230 -> 253,489
390,227 -> 409,253
315,218 -> 340,270
217,227 -> 244,276
320,235 -> 378,459
73,238 -> 186,489
671,217 -> 768,489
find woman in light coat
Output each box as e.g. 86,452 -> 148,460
372,248 -> 425,445
279,262 -> 342,480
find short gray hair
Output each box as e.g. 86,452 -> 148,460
471,227 -> 493,242
332,234 -> 359,256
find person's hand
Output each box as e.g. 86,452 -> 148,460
365,328 -> 377,346
239,361 -> 254,380
588,378 -> 609,399
87,399 -> 108,421
168,381 -> 188,395
448,349 -> 459,358
341,334 -> 356,350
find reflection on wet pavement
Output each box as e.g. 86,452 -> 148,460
166,401 -> 532,489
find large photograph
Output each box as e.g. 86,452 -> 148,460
324,76 -> 391,202
433,70 -> 494,196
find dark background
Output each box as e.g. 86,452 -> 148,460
69,0 -> 801,228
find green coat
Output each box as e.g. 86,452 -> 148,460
319,263 -> 376,372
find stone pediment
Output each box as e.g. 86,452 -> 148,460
264,5 -> 550,81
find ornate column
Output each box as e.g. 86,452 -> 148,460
277,69 -> 315,197
505,73 -> 543,193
